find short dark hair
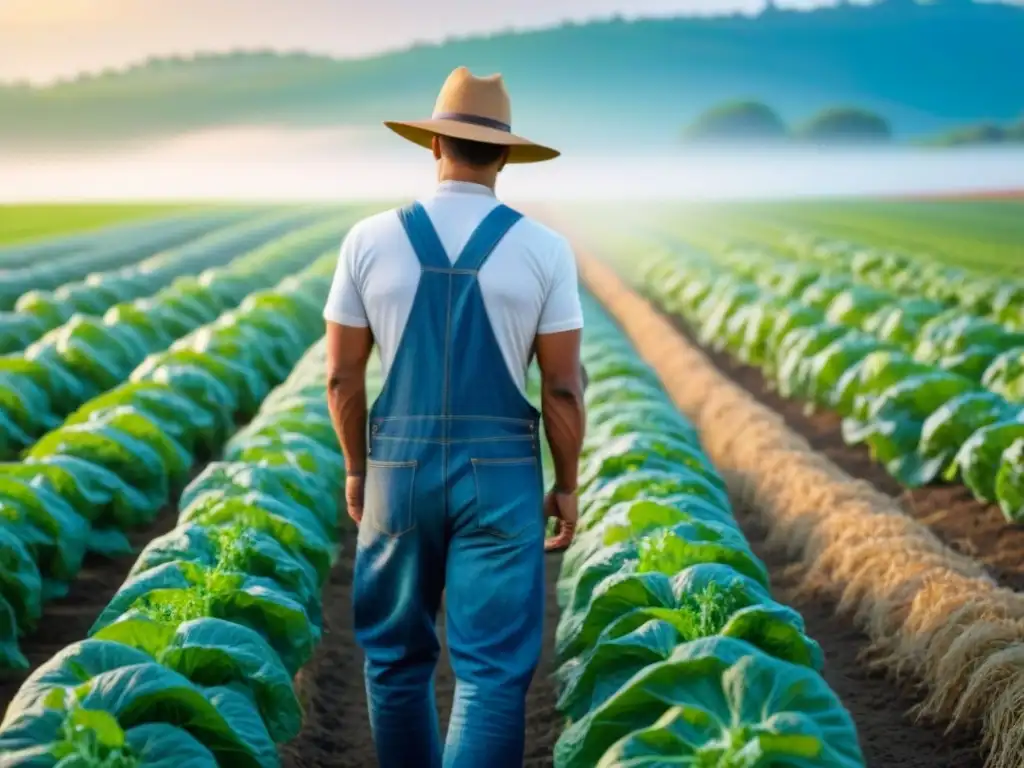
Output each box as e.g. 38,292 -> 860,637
439,136 -> 507,168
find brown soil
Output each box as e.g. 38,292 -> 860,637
0,502 -> 180,707
281,537 -> 564,768
280,512 -> 988,768
737,508 -> 985,768
674,319 -> 1024,593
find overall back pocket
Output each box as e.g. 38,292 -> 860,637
471,457 -> 542,539
364,459 -> 418,537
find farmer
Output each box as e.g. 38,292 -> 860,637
324,67 -> 586,768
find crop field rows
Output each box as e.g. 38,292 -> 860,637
0,201 -> 1020,767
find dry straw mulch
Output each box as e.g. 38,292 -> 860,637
579,253 -> 1024,768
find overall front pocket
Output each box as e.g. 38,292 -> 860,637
363,459 -> 418,536
471,457 -> 542,539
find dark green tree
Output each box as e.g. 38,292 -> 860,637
796,107 -> 892,143
682,100 -> 788,143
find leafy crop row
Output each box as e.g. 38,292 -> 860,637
0,337 -> 347,766
0,210 -> 329,354
637,246 -> 1024,521
0,246 -> 340,670
779,233 -> 1024,329
0,215 -> 348,460
578,252 -> 1024,768
0,211 -> 253,314
0,211 -> 243,273
552,295 -> 864,767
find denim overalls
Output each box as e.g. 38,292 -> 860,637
353,201 -> 545,768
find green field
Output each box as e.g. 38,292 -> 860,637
565,198 -> 1024,275
0,203 -> 201,245
0,199 -> 1020,768
687,199 -> 1024,273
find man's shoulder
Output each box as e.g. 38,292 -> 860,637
346,207 -> 403,243
507,211 -> 573,258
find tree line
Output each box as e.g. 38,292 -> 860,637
682,101 -> 892,145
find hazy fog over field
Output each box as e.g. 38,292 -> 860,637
3,126 -> 1024,203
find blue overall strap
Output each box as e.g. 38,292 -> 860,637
397,202 -> 450,270
452,204 -> 523,272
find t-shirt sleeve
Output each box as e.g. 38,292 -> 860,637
323,227 -> 370,327
537,236 -> 584,335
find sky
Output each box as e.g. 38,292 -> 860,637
0,0 -> 846,84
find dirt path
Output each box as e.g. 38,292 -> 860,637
284,516 -> 986,768
737,508 -> 985,767
281,535 -> 564,768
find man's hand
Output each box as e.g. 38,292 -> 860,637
345,473 -> 365,525
544,489 -> 579,552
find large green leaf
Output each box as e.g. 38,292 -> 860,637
831,351 -> 933,418
556,564 -> 808,668
234,411 -> 337,455
583,406 -> 699,452
558,591 -> 823,723
775,324 -> 852,400
636,523 -> 769,588
224,436 -> 341,478
71,663 -> 275,767
0,476 -> 89,582
0,525 -> 43,632
181,462 -> 337,530
133,365 -> 236,430
94,616 -> 301,742
2,641 -> 154,728
824,286 -> 892,329
176,493 -> 334,581
26,426 -> 170,526
584,377 -> 667,410
580,470 -> 732,531
982,347 -> 1024,401
806,335 -> 893,410
844,372 -> 979,485
65,383 -> 225,458
0,594 -> 29,669
128,522 -> 320,606
67,408 -> 192,487
91,563 -> 319,674
996,440 -> 1024,523
863,299 -> 943,348
579,433 -> 721,497
765,304 -> 824,367
951,420 -> 1024,503
554,637 -> 863,768
560,522 -> 768,622
30,316 -> 150,394
0,360 -> 72,435
0,407 -> 34,456
14,456 -> 152,527
102,301 -> 177,351
918,392 -> 1018,485
130,350 -> 267,420
565,498 -> 736,578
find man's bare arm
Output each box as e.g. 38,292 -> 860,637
535,329 -> 585,492
325,322 -> 374,476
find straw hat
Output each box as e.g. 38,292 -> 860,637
384,66 -> 559,163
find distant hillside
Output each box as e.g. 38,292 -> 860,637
2,0 -> 1022,152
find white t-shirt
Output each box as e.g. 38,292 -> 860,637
323,181 -> 584,397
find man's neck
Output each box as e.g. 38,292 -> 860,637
437,167 -> 498,190
436,179 -> 496,198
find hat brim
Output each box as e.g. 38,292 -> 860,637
383,119 -> 560,163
